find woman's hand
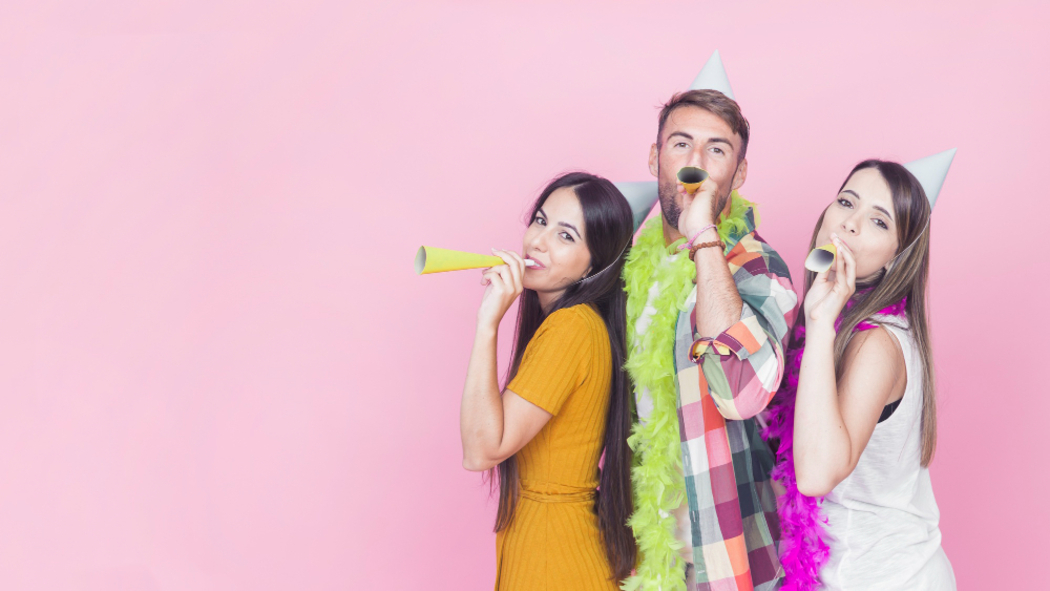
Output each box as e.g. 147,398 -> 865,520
804,233 -> 856,329
477,249 -> 526,330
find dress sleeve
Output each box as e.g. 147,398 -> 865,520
507,307 -> 594,416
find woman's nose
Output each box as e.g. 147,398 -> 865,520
527,230 -> 549,252
841,214 -> 860,235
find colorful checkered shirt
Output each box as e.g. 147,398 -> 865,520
632,207 -> 798,591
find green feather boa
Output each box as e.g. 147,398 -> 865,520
621,192 -> 756,591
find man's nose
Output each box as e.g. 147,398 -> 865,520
687,148 -> 705,167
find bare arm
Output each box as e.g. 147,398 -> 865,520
459,249 -> 552,472
693,234 -> 743,337
793,324 -> 905,496
792,234 -> 906,496
676,177 -> 802,420
460,321 -> 552,471
678,178 -> 742,337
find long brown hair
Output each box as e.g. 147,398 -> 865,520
491,172 -> 637,579
795,160 -> 938,466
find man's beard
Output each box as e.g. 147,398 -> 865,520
657,175 -> 729,232
657,176 -> 683,230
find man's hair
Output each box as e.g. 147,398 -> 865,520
656,89 -> 750,160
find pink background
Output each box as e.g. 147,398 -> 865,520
1,1 -> 1046,589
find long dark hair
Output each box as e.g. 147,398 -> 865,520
794,159 -> 937,465
491,171 -> 637,579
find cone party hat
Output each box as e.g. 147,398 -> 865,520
903,148 -> 956,209
689,49 -> 735,99
615,182 -> 662,232
617,50 -> 736,231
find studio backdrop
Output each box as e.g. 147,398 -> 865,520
0,1 -> 1045,589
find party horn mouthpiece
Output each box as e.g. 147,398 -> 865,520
415,246 -> 535,275
804,244 -> 837,273
677,167 -> 709,194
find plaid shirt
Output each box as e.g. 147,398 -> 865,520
634,207 -> 797,591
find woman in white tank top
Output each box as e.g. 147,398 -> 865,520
763,159 -> 955,590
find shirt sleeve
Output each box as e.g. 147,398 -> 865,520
507,307 -> 594,416
690,245 -> 798,421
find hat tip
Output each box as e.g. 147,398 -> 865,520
689,50 -> 735,100
904,148 -> 957,210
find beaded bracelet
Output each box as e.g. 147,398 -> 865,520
688,240 -> 724,261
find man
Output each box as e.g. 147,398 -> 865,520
622,56 -> 798,591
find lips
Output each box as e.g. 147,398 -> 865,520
525,257 -> 546,270
831,234 -> 854,254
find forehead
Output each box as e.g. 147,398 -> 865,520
542,187 -> 584,223
842,168 -> 893,209
661,105 -> 739,146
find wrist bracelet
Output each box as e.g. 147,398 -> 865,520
688,224 -> 717,247
688,240 -> 724,261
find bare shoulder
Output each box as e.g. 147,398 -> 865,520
842,325 -> 905,380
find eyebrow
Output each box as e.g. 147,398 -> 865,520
840,189 -> 895,221
559,222 -> 582,239
537,207 -> 582,239
666,132 -> 733,150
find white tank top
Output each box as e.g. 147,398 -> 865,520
819,316 -> 956,590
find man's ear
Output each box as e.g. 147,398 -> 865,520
732,157 -> 748,191
649,143 -> 659,178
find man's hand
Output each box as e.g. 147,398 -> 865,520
677,177 -> 720,240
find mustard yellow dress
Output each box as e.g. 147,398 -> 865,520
496,304 -> 619,591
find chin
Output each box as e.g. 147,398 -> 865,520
523,277 -> 551,293
856,267 -> 884,283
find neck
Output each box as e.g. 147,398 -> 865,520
661,217 -> 684,247
715,194 -> 732,221
537,290 -> 562,313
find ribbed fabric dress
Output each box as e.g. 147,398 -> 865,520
496,304 -> 619,591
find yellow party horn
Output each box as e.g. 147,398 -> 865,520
415,246 -> 536,275
804,243 -> 837,273
677,166 -> 709,194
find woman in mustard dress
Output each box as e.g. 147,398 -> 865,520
460,172 -> 637,590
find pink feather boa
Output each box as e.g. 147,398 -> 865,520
762,295 -> 906,590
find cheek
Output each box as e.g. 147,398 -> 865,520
855,238 -> 898,278
878,240 -> 899,270
522,225 -> 539,248
704,159 -> 733,184
820,209 -> 843,232
814,219 -> 833,246
551,243 -> 588,278
659,151 -> 684,176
